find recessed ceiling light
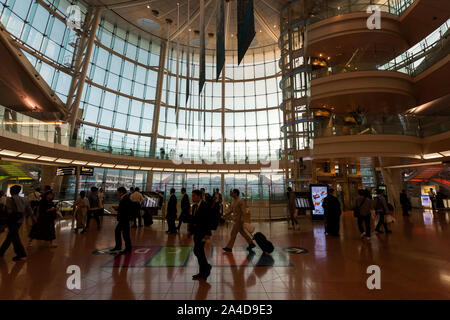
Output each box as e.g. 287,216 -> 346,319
73,160 -> 88,165
87,162 -> 102,167
115,165 -> 128,169
101,164 -> 115,168
0,150 -> 21,157
18,153 -> 39,159
38,156 -> 57,162
55,158 -> 72,163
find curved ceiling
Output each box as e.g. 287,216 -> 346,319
85,0 -> 289,50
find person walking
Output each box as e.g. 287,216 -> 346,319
111,187 -> 133,255
190,189 -> 212,280
287,187 -> 298,230
166,188 -> 178,234
400,190 -> 411,217
223,189 -> 255,253
375,189 -> 392,234
28,191 -> 62,248
130,187 -> 144,228
74,191 -> 89,234
323,188 -> 342,237
355,189 -> 373,240
177,188 -> 191,231
0,185 -> 32,261
84,187 -> 101,232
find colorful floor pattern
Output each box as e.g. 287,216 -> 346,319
100,246 -> 292,268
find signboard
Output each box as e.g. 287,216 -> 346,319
421,195 -> 432,208
80,167 -> 94,176
310,185 -> 328,219
56,167 -> 76,176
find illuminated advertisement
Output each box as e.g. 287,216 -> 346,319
310,185 -> 328,216
421,195 -> 432,208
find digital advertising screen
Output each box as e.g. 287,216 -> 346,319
295,192 -> 312,209
310,185 -> 328,216
421,195 -> 432,208
143,196 -> 159,208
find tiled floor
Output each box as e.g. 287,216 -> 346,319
0,210 -> 449,300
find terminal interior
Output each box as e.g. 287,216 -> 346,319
0,0 -> 449,300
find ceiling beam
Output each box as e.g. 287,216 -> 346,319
98,0 -> 158,10
259,0 -> 280,14
225,0 -> 231,46
254,7 -> 279,42
170,0 -> 214,41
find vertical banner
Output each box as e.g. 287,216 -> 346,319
237,0 -> 256,65
199,0 -> 206,95
186,0 -> 191,104
216,0 -> 225,81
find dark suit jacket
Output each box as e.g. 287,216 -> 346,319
181,194 -> 190,214
190,200 -> 212,236
167,194 -> 177,218
117,194 -> 133,222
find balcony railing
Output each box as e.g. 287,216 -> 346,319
313,115 -> 450,139
0,105 -> 283,164
308,0 -> 415,24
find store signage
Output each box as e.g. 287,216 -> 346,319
80,166 -> 94,176
56,167 -> 76,176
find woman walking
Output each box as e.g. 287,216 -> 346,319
74,191 -> 89,234
29,192 -> 62,248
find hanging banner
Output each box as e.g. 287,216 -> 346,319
216,0 -> 225,81
199,0 -> 206,95
237,0 -> 256,65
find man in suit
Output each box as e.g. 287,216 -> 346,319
223,189 -> 255,253
166,188 -> 177,234
177,188 -> 191,231
111,187 -> 133,255
190,190 -> 212,280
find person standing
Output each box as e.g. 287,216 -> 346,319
323,188 -> 342,237
130,187 -> 144,228
190,190 -> 212,280
355,189 -> 373,240
428,188 -> 437,212
0,185 -> 32,261
74,191 -> 89,234
84,187 -> 101,232
28,191 -> 62,248
177,188 -> 191,231
27,187 -> 41,220
223,189 -> 255,253
375,189 -> 391,234
400,190 -> 411,217
287,187 -> 298,230
200,188 -> 206,201
111,187 -> 133,255
166,188 -> 178,234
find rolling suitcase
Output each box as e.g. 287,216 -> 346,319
143,211 -> 153,227
253,232 -> 274,254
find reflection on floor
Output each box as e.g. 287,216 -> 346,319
0,210 -> 449,300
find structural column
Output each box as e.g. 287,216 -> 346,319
150,40 -> 168,157
67,8 -> 102,139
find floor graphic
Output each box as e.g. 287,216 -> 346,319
146,246 -> 193,267
102,246 -> 162,268
100,246 -> 292,268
